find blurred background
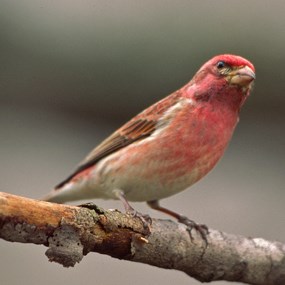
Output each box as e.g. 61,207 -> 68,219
0,1 -> 284,284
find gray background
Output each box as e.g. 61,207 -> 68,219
0,1 -> 284,284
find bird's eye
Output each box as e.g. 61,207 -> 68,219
217,61 -> 226,69
216,61 -> 232,75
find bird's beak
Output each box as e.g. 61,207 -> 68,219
227,65 -> 256,87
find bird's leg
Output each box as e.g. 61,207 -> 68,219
113,189 -> 151,228
147,200 -> 208,242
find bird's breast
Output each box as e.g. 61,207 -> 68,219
96,103 -> 239,201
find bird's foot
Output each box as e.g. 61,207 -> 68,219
126,208 -> 152,230
178,215 -> 209,244
147,200 -> 209,243
113,189 -> 152,230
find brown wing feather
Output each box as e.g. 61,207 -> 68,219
80,119 -> 156,166
55,91 -> 181,189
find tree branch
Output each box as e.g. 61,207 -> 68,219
0,192 -> 284,284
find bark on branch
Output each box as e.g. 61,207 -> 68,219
0,191 -> 284,284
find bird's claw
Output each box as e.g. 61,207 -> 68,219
127,209 -> 152,230
178,215 -> 209,244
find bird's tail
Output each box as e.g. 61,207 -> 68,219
41,179 -> 97,204
41,181 -> 81,203
41,188 -> 68,203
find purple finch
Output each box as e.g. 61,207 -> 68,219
43,54 -> 255,233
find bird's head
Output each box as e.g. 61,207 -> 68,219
210,54 -> 255,88
189,54 -> 256,109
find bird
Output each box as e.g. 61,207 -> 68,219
42,54 -> 255,235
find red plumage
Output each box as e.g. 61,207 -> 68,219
42,54 -> 255,229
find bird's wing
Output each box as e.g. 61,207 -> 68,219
55,92 -> 181,189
